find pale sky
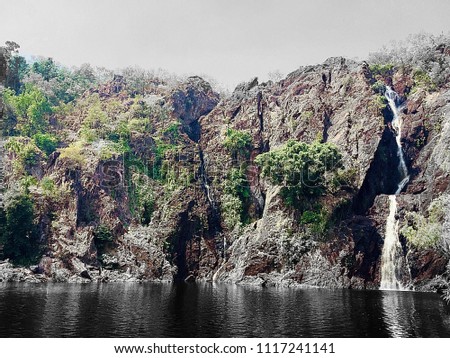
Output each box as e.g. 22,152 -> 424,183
1,0 -> 450,90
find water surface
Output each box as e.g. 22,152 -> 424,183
0,283 -> 449,337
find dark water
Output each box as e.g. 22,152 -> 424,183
0,282 -> 449,337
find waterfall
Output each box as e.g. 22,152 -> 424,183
380,196 -> 404,290
199,150 -> 215,208
379,87 -> 409,290
385,86 -> 409,193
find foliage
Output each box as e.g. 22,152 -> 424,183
371,81 -> 386,94
0,193 -> 40,265
221,167 -> 251,229
5,54 -> 29,93
93,224 -> 114,256
32,58 -> 59,81
24,58 -> 100,104
99,139 -> 130,160
400,197 -> 445,249
223,167 -> 251,199
39,177 -> 71,203
59,141 -> 85,167
128,117 -> 152,133
20,175 -> 39,193
223,128 -> 252,159
300,208 -> 329,234
3,84 -> 52,136
126,99 -> 158,133
373,94 -> 388,110
300,110 -> 314,121
5,137 -> 41,171
369,63 -> 394,77
330,167 -> 359,191
40,176 -> 56,193
255,140 -> 342,206
412,68 -> 436,92
221,194 -> 243,230
33,133 -> 58,155
126,171 -> 155,225
369,33 -> 450,87
163,122 -> 181,141
151,139 -> 178,180
83,102 -> 108,129
19,143 -> 40,167
401,212 -> 441,249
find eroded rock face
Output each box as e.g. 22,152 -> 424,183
199,58 -> 390,288
170,76 -> 220,141
1,58 -> 449,291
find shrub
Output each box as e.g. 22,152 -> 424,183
400,198 -> 445,249
59,141 -> 85,167
151,139 -> 178,180
412,68 -> 436,92
401,212 -> 441,249
80,127 -> 99,143
128,117 -> 152,132
20,143 -> 40,167
368,33 -> 450,87
371,81 -> 386,94
163,122 -> 180,141
223,128 -> 252,159
300,110 -> 314,121
331,167 -> 359,191
40,176 -> 55,192
0,193 -> 40,265
223,167 -> 251,199
84,103 -> 108,129
374,94 -> 387,109
369,63 -> 394,77
99,139 -> 130,160
221,168 -> 251,229
5,137 -> 41,170
300,208 -> 329,234
33,133 -> 58,155
93,224 -> 114,256
221,193 -> 243,230
126,172 -> 155,224
255,139 -> 342,206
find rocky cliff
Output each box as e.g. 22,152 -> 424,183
1,44 -> 449,295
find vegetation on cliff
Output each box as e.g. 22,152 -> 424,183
0,34 -> 450,295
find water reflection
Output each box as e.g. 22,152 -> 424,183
382,291 -> 415,337
0,283 -> 449,337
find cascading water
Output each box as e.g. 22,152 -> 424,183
379,86 -> 410,290
199,150 -> 215,208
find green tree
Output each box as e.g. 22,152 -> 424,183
3,84 -> 52,136
31,58 -> 59,81
1,194 -> 40,265
6,54 -> 29,93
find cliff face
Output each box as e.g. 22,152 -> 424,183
0,54 -> 449,292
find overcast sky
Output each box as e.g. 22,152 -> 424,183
1,0 -> 450,90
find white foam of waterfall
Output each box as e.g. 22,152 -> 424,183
380,195 -> 404,290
